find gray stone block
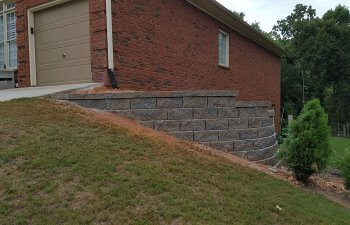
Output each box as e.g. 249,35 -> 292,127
168,108 -> 193,120
256,107 -> 270,117
219,130 -> 239,141
257,126 -> 275,138
267,110 -> 275,117
72,99 -> 106,110
106,99 -> 130,110
211,141 -> 234,151
169,131 -> 194,141
238,107 -> 257,118
235,101 -> 271,108
131,98 -> 156,109
266,135 -> 277,147
194,131 -> 218,142
112,110 -> 141,120
157,97 -> 183,108
218,108 -> 239,118
239,129 -> 257,140
234,140 -> 254,151
262,116 -> 274,127
208,97 -> 235,107
256,154 -> 279,166
139,121 -> 154,129
181,120 -> 206,131
140,109 -> 167,120
200,142 -> 212,147
206,119 -> 228,130
247,144 -> 278,161
154,120 -> 180,131
249,117 -> 263,128
183,97 -> 207,108
229,118 -> 249,129
232,151 -> 248,159
254,135 -> 277,150
193,108 -> 217,119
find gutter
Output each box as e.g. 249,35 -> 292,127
106,0 -> 117,88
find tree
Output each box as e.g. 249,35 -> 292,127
231,11 -> 245,20
273,4 -> 350,133
279,99 -> 331,182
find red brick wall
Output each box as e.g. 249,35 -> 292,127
16,0 -> 108,87
112,0 -> 281,130
16,0 -> 281,130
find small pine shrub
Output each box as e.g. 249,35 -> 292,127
279,99 -> 331,182
342,153 -> 350,190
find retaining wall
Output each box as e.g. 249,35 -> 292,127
56,90 -> 278,165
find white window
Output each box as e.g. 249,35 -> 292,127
0,1 -> 16,70
218,30 -> 229,67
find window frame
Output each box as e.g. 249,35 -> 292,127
218,29 -> 229,68
0,0 -> 16,70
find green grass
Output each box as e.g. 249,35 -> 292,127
0,99 -> 349,225
329,137 -> 350,169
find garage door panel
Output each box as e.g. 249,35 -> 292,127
37,55 -> 90,71
35,15 -> 89,43
36,36 -> 90,52
38,64 -> 91,85
37,42 -> 90,66
35,0 -> 91,86
35,0 -> 88,27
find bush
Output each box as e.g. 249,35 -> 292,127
279,99 -> 331,182
277,127 -> 288,145
342,153 -> 350,190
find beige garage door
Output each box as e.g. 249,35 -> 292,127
35,0 -> 92,86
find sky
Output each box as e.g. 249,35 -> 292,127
216,0 -> 349,32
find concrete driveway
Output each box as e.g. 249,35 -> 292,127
0,83 -> 97,102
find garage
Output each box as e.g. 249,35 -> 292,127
34,0 -> 92,86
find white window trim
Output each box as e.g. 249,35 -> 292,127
0,0 -> 16,70
218,29 -> 229,67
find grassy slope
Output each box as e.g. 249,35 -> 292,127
0,99 -> 349,225
329,137 -> 350,169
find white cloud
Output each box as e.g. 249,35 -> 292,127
216,0 -> 350,31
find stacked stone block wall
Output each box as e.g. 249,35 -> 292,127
57,90 -> 278,164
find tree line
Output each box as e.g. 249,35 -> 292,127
234,5 -> 350,135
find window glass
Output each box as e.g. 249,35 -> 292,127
6,2 -> 15,11
219,31 -> 229,66
8,40 -> 16,68
0,15 -> 3,42
6,12 -> 16,40
0,43 -> 4,69
0,2 -> 17,69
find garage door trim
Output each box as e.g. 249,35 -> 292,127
28,0 -> 88,86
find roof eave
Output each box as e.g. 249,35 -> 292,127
185,0 -> 285,57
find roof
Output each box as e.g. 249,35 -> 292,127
185,0 -> 285,57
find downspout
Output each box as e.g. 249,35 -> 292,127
106,0 -> 117,88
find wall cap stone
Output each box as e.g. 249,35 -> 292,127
54,90 -> 239,100
235,101 -> 271,108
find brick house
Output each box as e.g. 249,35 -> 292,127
9,0 -> 283,128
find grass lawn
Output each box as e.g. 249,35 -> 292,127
329,137 -> 350,169
0,99 -> 350,225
